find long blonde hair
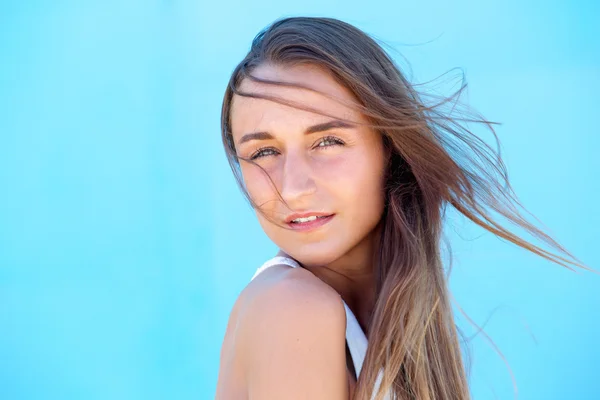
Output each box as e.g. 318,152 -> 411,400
220,16 -> 591,399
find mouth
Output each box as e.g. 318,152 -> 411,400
285,213 -> 335,231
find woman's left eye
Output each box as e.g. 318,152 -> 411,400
315,136 -> 344,148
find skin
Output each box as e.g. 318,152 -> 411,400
215,63 -> 387,399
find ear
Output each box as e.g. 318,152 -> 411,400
381,133 -> 393,166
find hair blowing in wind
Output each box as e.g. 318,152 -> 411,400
220,16 -> 592,400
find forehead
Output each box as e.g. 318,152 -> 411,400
230,63 -> 362,137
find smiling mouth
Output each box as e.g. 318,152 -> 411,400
286,214 -> 335,231
290,215 -> 330,223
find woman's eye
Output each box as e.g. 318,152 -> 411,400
250,147 -> 278,160
250,137 -> 344,160
316,136 -> 344,148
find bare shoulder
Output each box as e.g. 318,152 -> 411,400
239,264 -> 347,343
225,264 -> 348,399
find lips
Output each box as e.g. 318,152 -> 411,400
285,211 -> 334,224
285,212 -> 335,232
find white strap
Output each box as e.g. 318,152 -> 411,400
251,255 -> 301,281
343,303 -> 390,400
343,302 -> 368,377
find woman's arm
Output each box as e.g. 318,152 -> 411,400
237,270 -> 349,399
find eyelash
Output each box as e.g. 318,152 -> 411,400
250,136 -> 345,160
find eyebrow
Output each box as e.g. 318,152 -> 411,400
238,120 -> 356,145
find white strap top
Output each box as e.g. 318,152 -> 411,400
251,255 -> 390,400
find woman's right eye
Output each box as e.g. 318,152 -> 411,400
250,147 -> 279,160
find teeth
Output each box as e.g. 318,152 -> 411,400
292,215 -> 318,223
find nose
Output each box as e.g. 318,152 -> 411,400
279,151 -> 317,207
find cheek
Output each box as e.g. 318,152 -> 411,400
240,163 -> 279,210
318,149 -> 386,204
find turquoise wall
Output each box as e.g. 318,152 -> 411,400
1,1 -> 598,398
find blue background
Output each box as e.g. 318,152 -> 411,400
1,1 -> 598,399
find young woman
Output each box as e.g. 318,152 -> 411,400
214,16 -> 590,400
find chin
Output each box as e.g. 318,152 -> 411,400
280,240 -> 347,268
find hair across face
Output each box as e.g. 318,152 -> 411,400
230,63 -> 387,268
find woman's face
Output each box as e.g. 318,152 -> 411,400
230,63 -> 387,267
